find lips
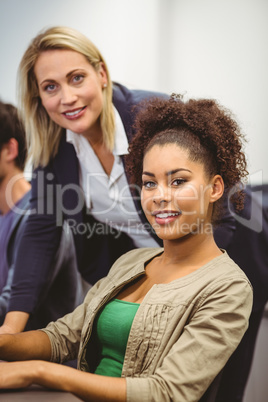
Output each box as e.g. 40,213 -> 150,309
63,106 -> 86,119
155,212 -> 180,219
152,210 -> 181,225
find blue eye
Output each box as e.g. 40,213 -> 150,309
73,74 -> 84,83
45,84 -> 56,92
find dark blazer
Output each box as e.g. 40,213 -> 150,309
214,185 -> 268,402
8,83 -> 164,314
4,191 -> 85,330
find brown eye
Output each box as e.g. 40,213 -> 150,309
172,179 -> 186,186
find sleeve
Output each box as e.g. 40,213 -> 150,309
40,274 -> 110,363
0,265 -> 14,323
39,251 -> 140,363
7,165 -> 63,314
126,276 -> 253,402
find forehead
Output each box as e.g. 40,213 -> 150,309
143,143 -> 205,173
34,49 -> 91,80
144,144 -> 189,165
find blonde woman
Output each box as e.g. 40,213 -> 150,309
1,26 -> 166,334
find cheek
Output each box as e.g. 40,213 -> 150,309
40,96 -> 56,115
173,186 -> 199,211
140,189 -> 146,211
85,79 -> 103,101
141,190 -> 153,216
91,88 -> 104,111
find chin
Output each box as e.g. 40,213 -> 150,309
154,229 -> 187,241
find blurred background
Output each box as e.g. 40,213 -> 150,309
0,0 -> 267,400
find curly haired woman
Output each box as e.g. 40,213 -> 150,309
0,96 -> 252,402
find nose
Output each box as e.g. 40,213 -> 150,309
60,85 -> 77,105
153,199 -> 168,206
152,186 -> 171,205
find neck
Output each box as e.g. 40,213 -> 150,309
161,231 -> 221,268
0,169 -> 31,215
82,118 -> 104,146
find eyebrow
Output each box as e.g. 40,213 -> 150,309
39,78 -> 56,86
39,69 -> 85,86
66,68 -> 85,79
142,168 -> 192,177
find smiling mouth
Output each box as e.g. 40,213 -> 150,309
155,212 -> 181,219
64,106 -> 86,116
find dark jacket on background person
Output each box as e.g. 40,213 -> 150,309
214,185 -> 268,402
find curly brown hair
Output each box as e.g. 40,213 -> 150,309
126,95 -> 248,218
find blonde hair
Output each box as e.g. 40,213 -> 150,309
17,26 -> 115,168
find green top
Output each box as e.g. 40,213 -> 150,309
92,298 -> 140,377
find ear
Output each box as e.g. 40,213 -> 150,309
2,138 -> 19,163
98,62 -> 108,88
209,175 -> 224,204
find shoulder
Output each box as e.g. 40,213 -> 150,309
112,82 -> 168,106
206,251 -> 252,283
200,252 -> 253,304
112,82 -> 168,136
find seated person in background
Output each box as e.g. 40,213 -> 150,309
214,184 -> 268,402
0,101 -> 86,333
0,101 -> 31,324
0,96 -> 252,401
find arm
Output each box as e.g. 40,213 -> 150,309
0,265 -> 14,324
41,275 -> 108,363
0,360 -> 127,402
7,166 -> 63,321
0,276 -> 104,362
0,264 -> 29,333
0,276 -> 128,401
0,311 -> 29,334
0,330 -> 51,361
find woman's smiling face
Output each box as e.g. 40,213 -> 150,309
141,143 -> 223,241
34,49 -> 107,139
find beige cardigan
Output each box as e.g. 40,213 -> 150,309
42,248 -> 253,402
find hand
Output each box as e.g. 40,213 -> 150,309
0,360 -> 37,389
